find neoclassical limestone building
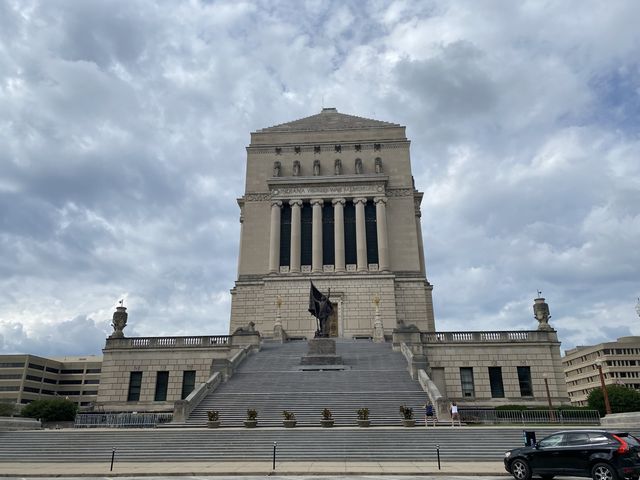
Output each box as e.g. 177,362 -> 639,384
230,108 -> 434,338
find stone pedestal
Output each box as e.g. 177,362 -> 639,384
300,338 -> 343,366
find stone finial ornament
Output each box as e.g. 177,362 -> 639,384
109,301 -> 128,339
533,294 -> 552,331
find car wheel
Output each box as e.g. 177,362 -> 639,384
591,463 -> 618,480
511,459 -> 532,480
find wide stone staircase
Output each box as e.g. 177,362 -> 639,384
187,339 -> 435,427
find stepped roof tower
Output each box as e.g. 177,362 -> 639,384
231,108 -> 435,338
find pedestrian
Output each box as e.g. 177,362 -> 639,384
424,401 -> 436,427
450,401 -> 460,427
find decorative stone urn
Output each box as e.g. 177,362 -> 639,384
283,419 -> 296,428
320,419 -> 334,428
207,420 -> 221,428
401,418 -> 416,427
357,419 -> 371,427
244,419 -> 257,428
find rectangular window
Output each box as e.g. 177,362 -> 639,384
344,201 -> 357,265
488,367 -> 505,398
45,366 -> 60,373
28,363 -> 44,371
181,370 -> 196,399
85,368 -> 101,374
0,362 -> 24,368
364,201 -> 379,265
322,202 -> 334,266
279,203 -> 291,267
60,369 -> 83,374
517,366 -> 533,396
460,367 -> 475,397
154,371 -> 169,401
127,372 -> 143,402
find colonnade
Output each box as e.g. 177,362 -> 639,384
268,197 -> 389,274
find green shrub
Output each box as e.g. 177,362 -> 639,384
20,398 -> 78,422
587,385 -> 640,416
0,402 -> 16,417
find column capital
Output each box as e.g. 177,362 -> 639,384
373,196 -> 387,205
289,199 -> 303,207
271,200 -> 283,207
331,197 -> 346,206
310,198 -> 324,207
353,197 -> 368,205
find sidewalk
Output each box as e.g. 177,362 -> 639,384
0,460 -> 509,476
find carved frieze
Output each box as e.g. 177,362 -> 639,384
386,188 -> 414,197
270,182 -> 386,199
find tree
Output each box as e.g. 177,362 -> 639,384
0,402 -> 16,417
20,398 -> 78,422
587,385 -> 640,416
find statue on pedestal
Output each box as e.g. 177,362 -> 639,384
308,282 -> 333,337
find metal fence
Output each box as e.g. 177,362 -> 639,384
459,409 -> 601,425
74,412 -> 173,428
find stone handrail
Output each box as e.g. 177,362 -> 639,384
172,372 -> 222,423
417,369 -> 447,419
400,341 -> 413,365
106,335 -> 231,349
420,330 -> 557,343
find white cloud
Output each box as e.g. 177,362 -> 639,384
1,0 -> 639,356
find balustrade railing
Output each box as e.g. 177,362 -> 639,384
421,331 -> 554,343
106,335 -> 231,349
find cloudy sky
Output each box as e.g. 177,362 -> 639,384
1,0 -> 639,357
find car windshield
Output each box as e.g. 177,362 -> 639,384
539,434 -> 564,447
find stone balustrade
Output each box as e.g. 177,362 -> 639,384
105,335 -> 231,349
420,330 -> 557,343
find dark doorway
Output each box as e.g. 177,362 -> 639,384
327,302 -> 338,337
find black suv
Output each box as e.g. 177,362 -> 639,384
504,430 -> 640,480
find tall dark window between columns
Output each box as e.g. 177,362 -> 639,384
300,202 -> 313,266
322,202 -> 334,265
279,203 -> 291,267
365,201 -> 379,265
344,201 -> 356,265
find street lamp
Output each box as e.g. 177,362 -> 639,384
594,358 -> 612,416
542,373 -> 555,422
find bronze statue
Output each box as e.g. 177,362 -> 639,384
308,282 -> 333,337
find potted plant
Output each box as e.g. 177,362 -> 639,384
244,408 -> 258,428
206,410 -> 220,428
320,408 -> 334,428
282,410 -> 296,428
356,408 -> 370,427
399,405 -> 415,427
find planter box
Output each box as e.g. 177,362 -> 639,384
320,419 -> 334,428
283,420 -> 296,428
357,419 -> 371,427
207,420 -> 220,428
244,420 -> 258,428
401,419 -> 416,427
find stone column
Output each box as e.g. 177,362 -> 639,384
374,196 -> 389,272
268,200 -> 282,274
289,199 -> 302,273
332,198 -> 346,272
311,199 -> 323,273
354,197 -> 368,272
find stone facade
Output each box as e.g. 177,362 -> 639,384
94,332 -> 259,412
231,108 -> 435,337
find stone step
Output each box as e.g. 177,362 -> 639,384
0,428 -> 536,462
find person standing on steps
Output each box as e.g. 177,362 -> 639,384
450,401 -> 461,427
424,401 -> 436,427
